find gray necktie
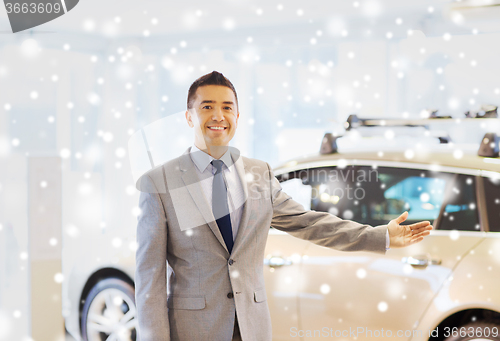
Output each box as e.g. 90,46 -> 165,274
211,159 -> 234,253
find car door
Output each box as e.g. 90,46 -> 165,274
297,165 -> 483,340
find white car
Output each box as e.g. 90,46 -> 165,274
66,118 -> 500,341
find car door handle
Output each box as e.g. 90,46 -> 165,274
402,256 -> 441,268
264,256 -> 293,268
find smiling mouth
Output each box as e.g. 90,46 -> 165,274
208,126 -> 227,131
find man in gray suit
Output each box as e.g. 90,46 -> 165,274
135,71 -> 433,341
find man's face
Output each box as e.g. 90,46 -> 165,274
185,85 -> 239,150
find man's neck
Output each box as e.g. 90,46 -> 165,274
194,142 -> 228,159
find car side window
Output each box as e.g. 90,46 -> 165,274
483,176 -> 500,232
305,166 -> 452,227
438,175 -> 480,231
274,171 -> 313,230
383,175 -> 446,221
279,177 -> 312,211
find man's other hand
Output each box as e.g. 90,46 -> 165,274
387,211 -> 433,248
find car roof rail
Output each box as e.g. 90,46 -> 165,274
344,114 -> 453,143
345,110 -> 498,131
347,105 -> 498,128
345,114 -> 431,131
344,106 -> 498,144
320,133 -> 342,155
478,132 -> 499,157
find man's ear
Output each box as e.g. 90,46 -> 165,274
185,109 -> 194,128
235,111 -> 240,128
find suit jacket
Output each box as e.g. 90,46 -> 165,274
135,146 -> 388,341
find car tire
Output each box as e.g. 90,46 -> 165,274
444,322 -> 500,341
81,277 -> 137,341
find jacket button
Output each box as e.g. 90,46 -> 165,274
227,292 -> 234,299
228,259 -> 234,265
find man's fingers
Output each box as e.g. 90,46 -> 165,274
411,231 -> 429,241
395,211 -> 408,224
411,230 -> 431,241
409,221 -> 431,230
415,231 -> 431,237
410,236 -> 424,245
411,225 -> 433,235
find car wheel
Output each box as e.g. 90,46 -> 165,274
444,322 -> 500,341
81,277 -> 137,341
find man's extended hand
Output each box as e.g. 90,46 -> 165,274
387,211 -> 433,248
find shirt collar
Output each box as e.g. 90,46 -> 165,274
190,144 -> 233,173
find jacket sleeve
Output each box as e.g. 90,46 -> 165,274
266,163 -> 388,254
135,174 -> 170,341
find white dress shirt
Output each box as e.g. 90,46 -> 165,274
189,144 -> 391,250
189,144 -> 245,242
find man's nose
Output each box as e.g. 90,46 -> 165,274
211,108 -> 225,121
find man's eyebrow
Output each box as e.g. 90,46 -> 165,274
200,100 -> 235,105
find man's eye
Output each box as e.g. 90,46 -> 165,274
224,107 -> 233,110
202,106 -> 211,109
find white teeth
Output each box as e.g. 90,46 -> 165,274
209,127 -> 225,130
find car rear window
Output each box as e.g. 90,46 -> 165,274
483,176 -> 500,232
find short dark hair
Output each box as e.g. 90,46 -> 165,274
187,71 -> 238,110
